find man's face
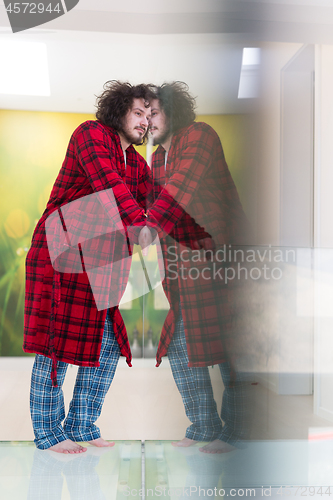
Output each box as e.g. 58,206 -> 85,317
121,98 -> 151,145
148,99 -> 171,146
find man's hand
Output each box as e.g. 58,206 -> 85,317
138,227 -> 153,256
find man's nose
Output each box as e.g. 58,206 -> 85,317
141,115 -> 149,128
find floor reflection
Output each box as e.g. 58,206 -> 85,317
0,441 -> 141,500
1,439 -> 333,499
145,440 -> 333,498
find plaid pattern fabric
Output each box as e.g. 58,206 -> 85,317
30,312 -> 120,449
148,122 -> 249,367
219,364 -> 249,445
168,312 -> 223,441
24,120 -> 149,385
168,308 -> 248,445
147,122 -> 247,244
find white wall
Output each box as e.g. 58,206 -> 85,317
314,45 -> 333,421
253,42 -> 304,393
256,42 -> 302,246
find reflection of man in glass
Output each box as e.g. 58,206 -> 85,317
143,82 -> 249,453
24,81 -> 154,453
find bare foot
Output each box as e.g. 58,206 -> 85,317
171,438 -> 197,447
88,438 -> 115,447
199,439 -> 236,454
48,439 -> 87,454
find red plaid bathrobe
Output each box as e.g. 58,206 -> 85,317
23,121 -> 148,386
147,122 -> 248,368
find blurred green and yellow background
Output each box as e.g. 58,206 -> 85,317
0,109 -> 250,356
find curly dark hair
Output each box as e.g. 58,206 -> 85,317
96,81 -> 155,140
153,82 -> 196,133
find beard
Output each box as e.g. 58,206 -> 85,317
120,126 -> 147,146
150,125 -> 171,146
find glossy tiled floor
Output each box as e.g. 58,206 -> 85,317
0,441 -> 141,500
2,439 -> 333,499
146,440 -> 333,494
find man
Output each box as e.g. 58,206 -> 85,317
24,81 -> 153,454
140,82 -> 249,453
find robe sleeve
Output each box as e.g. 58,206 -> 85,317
73,122 -> 146,229
142,124 -> 246,245
136,160 -> 152,212
143,126 -> 217,238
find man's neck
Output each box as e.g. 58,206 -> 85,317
161,134 -> 172,153
118,133 -> 130,153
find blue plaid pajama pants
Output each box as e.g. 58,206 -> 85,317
30,312 -> 120,450
167,308 -> 248,446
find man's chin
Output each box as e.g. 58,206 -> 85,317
122,131 -> 145,146
134,132 -> 146,145
150,130 -> 170,146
